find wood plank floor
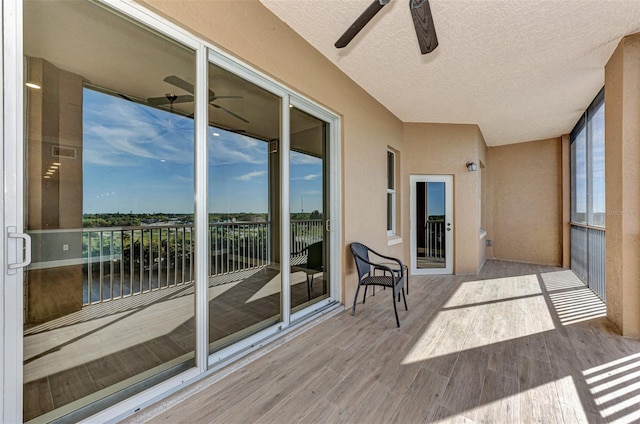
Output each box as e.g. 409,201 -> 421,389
128,260 -> 640,424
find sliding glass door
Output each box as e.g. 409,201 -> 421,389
5,1 -> 341,422
22,1 -> 197,421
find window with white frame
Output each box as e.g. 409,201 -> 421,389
387,149 -> 396,235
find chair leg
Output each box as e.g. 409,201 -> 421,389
392,289 -> 400,328
362,286 -> 368,304
352,284 -> 362,316
306,275 -> 312,301
405,267 -> 409,294
402,287 -> 408,310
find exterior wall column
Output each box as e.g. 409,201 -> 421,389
605,33 -> 640,337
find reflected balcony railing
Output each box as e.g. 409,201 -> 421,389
83,219 -> 323,305
418,220 -> 445,260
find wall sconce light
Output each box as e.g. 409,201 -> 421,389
466,162 -> 478,172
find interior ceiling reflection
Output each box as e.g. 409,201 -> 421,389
23,0 -> 324,146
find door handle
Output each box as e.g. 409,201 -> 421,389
8,227 -> 31,273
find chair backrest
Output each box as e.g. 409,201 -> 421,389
307,241 -> 323,271
350,242 -> 371,281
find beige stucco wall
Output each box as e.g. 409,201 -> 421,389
140,0 -> 405,306
487,138 -> 563,267
402,123 -> 486,275
605,34 -> 640,337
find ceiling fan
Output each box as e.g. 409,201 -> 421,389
335,0 -> 438,54
147,75 -> 250,123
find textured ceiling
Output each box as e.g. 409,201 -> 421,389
261,0 -> 640,146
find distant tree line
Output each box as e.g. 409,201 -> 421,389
83,211 -> 323,228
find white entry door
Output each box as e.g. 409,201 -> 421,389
410,175 -> 454,275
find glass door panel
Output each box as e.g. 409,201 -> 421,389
410,175 -> 453,275
289,107 -> 330,312
207,63 -> 282,352
23,1 -> 196,421
417,182 -> 446,269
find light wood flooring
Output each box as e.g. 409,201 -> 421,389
128,260 -> 640,424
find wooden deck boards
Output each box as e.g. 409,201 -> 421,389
131,260 -> 640,424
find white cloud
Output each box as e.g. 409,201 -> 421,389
208,130 -> 267,165
290,150 -> 322,165
235,171 -> 267,181
83,91 -> 195,167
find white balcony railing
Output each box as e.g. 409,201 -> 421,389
83,220 -> 323,305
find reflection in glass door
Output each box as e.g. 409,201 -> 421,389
289,107 -> 330,312
410,175 -> 453,275
207,63 -> 282,352
22,2 -> 197,421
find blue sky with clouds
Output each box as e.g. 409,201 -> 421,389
83,88 -> 322,214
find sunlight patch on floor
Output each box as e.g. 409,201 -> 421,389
402,274 -> 555,365
584,352 -> 640,423
540,269 -> 587,291
548,289 -> 606,325
541,270 -> 606,325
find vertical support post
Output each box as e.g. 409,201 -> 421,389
605,34 -> 640,336
281,94 -> 291,325
194,44 -> 209,371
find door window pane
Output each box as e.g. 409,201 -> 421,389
289,107 -> 329,312
23,1 -> 196,420
207,62 -> 282,352
416,182 -> 446,269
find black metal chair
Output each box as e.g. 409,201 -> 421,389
350,242 -> 407,327
291,241 -> 323,300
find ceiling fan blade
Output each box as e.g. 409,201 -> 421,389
335,0 -> 389,49
147,94 -> 194,106
211,103 -> 250,123
165,74 -> 225,102
410,0 -> 438,54
163,75 -> 195,94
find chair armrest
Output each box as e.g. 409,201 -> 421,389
367,247 -> 405,269
352,252 -> 394,274
353,252 -> 400,278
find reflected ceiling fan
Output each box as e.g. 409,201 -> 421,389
147,75 -> 250,123
335,0 -> 438,54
